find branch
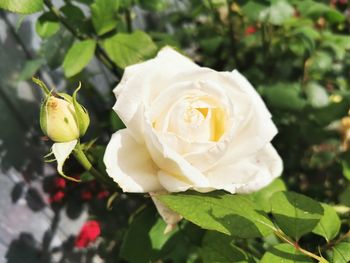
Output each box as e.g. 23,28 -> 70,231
43,0 -> 121,79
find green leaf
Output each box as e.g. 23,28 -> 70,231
120,206 -> 177,263
18,58 -> 45,81
91,0 -> 120,36
305,82 -> 329,108
307,97 -> 350,126
200,231 -> 251,263
63,40 -> 96,77
250,178 -> 287,213
261,244 -> 312,263
241,1 -> 269,21
138,0 -> 168,11
103,30 -> 158,68
36,12 -> 60,38
40,29 -> 75,69
260,0 -> 294,25
158,191 -> 274,238
332,243 -> 350,263
297,0 -> 345,24
271,191 -> 323,240
110,111 -> 125,132
261,84 -> 306,111
312,203 -> 340,242
0,0 -> 43,14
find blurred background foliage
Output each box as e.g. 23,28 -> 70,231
1,0 -> 350,262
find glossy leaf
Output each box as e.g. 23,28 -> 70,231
63,40 -> 96,77
120,206 -> 177,263
271,191 -> 323,240
200,231 -> 251,263
158,191 -> 274,238
36,12 -> 60,38
332,243 -> 350,263
250,178 -> 287,213
91,0 -> 120,35
0,0 -> 43,14
104,30 -> 158,68
312,203 -> 341,241
261,244 -> 312,263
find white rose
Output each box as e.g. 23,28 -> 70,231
104,47 -> 282,195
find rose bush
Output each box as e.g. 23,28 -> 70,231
104,47 -> 282,194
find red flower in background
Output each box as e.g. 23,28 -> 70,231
49,191 -> 65,203
81,190 -> 93,201
75,220 -> 101,248
54,178 -> 66,189
245,25 -> 257,35
97,190 -> 109,199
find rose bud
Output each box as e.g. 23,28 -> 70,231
40,94 -> 89,143
34,78 -> 90,181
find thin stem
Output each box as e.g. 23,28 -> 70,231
274,229 -> 329,263
43,0 -> 121,79
125,9 -> 132,33
225,0 -> 239,67
73,142 -> 117,191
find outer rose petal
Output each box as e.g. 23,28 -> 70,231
206,144 -> 283,194
103,129 -> 163,192
113,47 -> 198,143
151,193 -> 182,233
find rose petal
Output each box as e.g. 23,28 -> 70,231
113,47 -> 198,143
103,129 -> 163,192
52,140 -> 79,182
206,143 -> 283,194
143,115 -> 211,190
151,193 -> 182,233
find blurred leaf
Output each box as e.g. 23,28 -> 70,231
332,243 -> 350,263
297,0 -> 345,24
104,30 -> 158,68
308,97 -> 350,126
200,231 -> 251,263
158,191 -> 274,238
312,203 -> 340,241
261,84 -> 306,111
305,82 -> 329,108
250,178 -> 287,213
241,1 -> 269,21
270,191 -> 323,240
80,171 -> 95,182
110,111 -> 125,132
339,185 -> 350,206
120,206 -> 177,263
18,58 -> 45,81
36,12 -> 60,38
138,0 -> 168,11
91,0 -> 120,36
261,244 -> 312,263
60,3 -> 85,21
63,40 -> 96,77
260,0 -> 294,25
40,28 -> 75,69
0,0 -> 43,14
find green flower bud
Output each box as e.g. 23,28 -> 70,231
34,77 -> 90,142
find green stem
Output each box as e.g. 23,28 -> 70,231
73,142 -> 116,190
274,230 -> 329,263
